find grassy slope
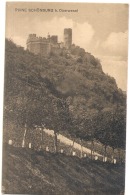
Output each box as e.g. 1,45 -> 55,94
2,144 -> 125,195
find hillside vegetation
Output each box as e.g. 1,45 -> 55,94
2,145 -> 125,195
3,39 -> 126,194
3,39 -> 126,152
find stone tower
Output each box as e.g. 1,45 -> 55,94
64,28 -> 72,49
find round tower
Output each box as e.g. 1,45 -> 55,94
64,28 -> 72,49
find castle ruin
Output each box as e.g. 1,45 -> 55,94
64,28 -> 72,49
26,28 -> 72,56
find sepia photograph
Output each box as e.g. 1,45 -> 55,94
2,2 -> 129,194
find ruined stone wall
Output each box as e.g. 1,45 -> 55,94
50,36 -> 58,44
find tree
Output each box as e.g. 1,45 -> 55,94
94,106 -> 126,159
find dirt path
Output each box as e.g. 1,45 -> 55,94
43,129 -> 102,157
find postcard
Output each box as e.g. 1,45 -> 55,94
2,2 -> 128,194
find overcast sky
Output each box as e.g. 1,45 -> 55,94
5,2 -> 128,91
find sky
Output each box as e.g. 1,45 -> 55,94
5,2 -> 129,91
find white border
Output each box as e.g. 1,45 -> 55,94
0,0 -> 5,194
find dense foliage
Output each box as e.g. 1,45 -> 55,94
3,39 -> 126,150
